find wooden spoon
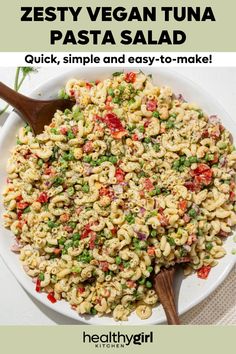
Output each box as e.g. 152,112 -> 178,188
0,82 -> 74,135
153,267 -> 180,325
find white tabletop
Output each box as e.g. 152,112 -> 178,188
0,67 -> 235,325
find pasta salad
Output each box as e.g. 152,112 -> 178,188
3,71 -> 236,321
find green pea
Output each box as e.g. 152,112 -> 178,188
58,88 -> 69,99
95,159 -> 102,166
38,273 -> 45,281
151,230 -> 157,237
50,128 -> 58,135
67,131 -> 75,140
72,233 -> 81,241
218,142 -> 227,150
23,125 -> 31,133
58,237 -> 66,245
155,187 -> 161,195
65,241 -> 73,249
125,213 -> 135,224
153,144 -> 160,152
189,156 -> 198,163
100,156 -> 109,163
147,266 -> 153,273
138,278 -> 146,285
178,165 -> 185,172
184,160 -> 191,167
109,156 -> 118,164
73,240 -> 80,247
115,256 -> 122,265
124,261 -> 130,268
173,160 -> 180,170
62,249 -> 67,255
73,110 -> 84,121
167,237 -> 175,246
153,111 -> 160,118
139,171 -> 146,178
37,159 -> 44,167
64,108 -> 71,116
67,187 -> 75,196
128,98 -> 135,105
139,126 -> 145,133
188,208 -> 197,217
166,120 -> 175,129
144,137 -> 151,144
149,190 -> 156,196
146,281 -> 152,288
170,113 -> 177,118
68,222 -> 76,229
90,308 -> 97,315
205,154 -> 214,161
107,88 -> 114,97
47,221 -> 56,228
90,160 -> 97,167
205,242 -> 213,251
83,156 -> 92,163
53,177 -> 64,186
113,97 -> 121,104
71,266 -> 81,273
179,156 -> 186,164
82,184 -> 90,193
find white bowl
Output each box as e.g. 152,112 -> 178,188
0,68 -> 235,325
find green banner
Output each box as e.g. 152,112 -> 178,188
0,0 -> 235,52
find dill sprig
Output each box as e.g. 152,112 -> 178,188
0,67 -> 38,116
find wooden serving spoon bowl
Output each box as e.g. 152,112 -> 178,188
153,267 -> 180,325
0,82 -> 74,135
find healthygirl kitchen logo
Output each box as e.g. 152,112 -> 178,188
82,330 -> 154,348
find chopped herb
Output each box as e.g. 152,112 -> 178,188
112,72 -> 123,77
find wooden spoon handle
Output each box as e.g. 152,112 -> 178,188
153,268 -> 180,325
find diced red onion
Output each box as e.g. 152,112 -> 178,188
23,265 -> 30,272
183,245 -> 191,252
176,94 -> 186,102
219,156 -> 227,167
140,207 -> 146,216
176,256 -> 191,263
113,184 -> 123,194
136,232 -> 147,240
209,115 -> 221,124
10,243 -> 21,253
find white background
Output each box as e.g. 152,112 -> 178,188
0,67 -> 235,324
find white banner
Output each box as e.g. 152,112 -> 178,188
1,52 -> 236,67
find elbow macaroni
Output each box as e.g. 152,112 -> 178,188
2,71 -> 236,321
